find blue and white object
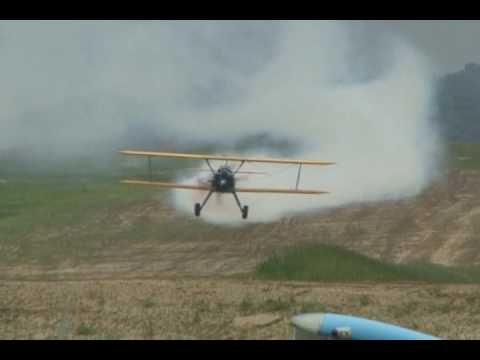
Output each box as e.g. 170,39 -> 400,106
291,313 -> 440,340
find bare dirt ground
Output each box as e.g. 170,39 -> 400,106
2,279 -> 480,339
3,169 -> 480,339
305,169 -> 480,266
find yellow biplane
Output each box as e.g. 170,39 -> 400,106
119,150 -> 335,219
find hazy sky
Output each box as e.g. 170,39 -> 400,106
354,20 -> 480,74
0,20 -> 477,75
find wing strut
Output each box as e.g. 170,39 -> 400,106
206,159 -> 215,174
295,164 -> 303,190
148,157 -> 152,181
234,161 -> 245,174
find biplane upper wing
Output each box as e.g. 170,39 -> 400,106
120,180 -> 328,195
120,150 -> 335,166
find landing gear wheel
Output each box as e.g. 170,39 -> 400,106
194,203 -> 201,217
242,205 -> 249,219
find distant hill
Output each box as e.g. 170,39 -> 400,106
437,63 -> 480,140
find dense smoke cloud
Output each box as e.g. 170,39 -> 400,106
0,21 -> 442,223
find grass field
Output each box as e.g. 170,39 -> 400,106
3,163 -> 480,283
256,244 -> 480,283
449,141 -> 480,170
0,175 -> 154,264
0,156 -> 256,277
0,175 -> 236,270
3,143 -> 480,281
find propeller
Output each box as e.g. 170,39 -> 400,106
193,173 -> 258,207
169,166 -> 270,208
193,177 -> 224,206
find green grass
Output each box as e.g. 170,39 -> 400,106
0,157 -> 246,269
76,322 -> 97,336
256,244 -> 480,283
0,172 -> 155,264
449,141 -> 480,170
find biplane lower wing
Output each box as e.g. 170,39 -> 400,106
120,180 -> 328,195
235,187 -> 328,195
120,150 -> 335,166
120,180 -> 210,191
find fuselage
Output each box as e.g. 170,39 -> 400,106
210,166 -> 236,193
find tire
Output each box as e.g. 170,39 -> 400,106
242,205 -> 249,219
194,203 -> 201,217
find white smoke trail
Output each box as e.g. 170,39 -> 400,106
0,21 -> 442,224
173,22 -> 442,224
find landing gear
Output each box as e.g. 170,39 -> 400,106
242,205 -> 249,219
194,190 -> 213,217
233,192 -> 248,220
194,203 -> 201,217
194,190 -> 248,219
